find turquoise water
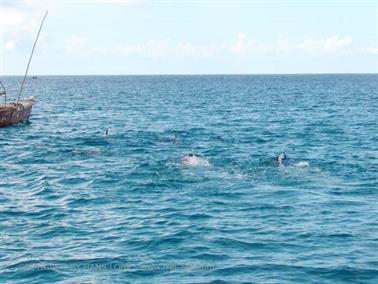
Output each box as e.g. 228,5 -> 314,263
0,74 -> 377,283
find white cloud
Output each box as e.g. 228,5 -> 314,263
89,39 -> 220,58
89,34 -> 354,59
0,9 -> 24,27
273,36 -> 290,55
93,39 -> 169,58
0,7 -> 38,30
4,40 -> 16,51
177,41 -> 217,57
298,36 -> 352,55
231,32 -> 248,54
177,41 -> 196,55
228,34 -> 355,57
0,7 -> 42,52
230,33 -> 292,56
366,46 -> 378,55
65,36 -> 88,51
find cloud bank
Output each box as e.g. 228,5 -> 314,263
60,33 -> 358,59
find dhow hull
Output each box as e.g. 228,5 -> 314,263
0,99 -> 33,128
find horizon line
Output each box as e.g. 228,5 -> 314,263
1,72 -> 377,77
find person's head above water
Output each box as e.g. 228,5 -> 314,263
276,152 -> 287,162
188,153 -> 194,157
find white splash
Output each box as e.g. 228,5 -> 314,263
181,154 -> 210,167
293,161 -> 310,168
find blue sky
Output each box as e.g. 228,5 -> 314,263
0,0 -> 377,75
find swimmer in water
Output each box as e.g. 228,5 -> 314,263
275,152 -> 290,166
275,152 -> 309,168
181,153 -> 210,166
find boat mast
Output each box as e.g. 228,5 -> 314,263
16,11 -> 48,104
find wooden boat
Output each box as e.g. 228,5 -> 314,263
0,83 -> 34,127
0,12 -> 47,128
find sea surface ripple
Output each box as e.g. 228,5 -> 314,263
0,75 -> 377,283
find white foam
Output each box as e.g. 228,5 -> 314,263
181,155 -> 210,167
293,161 -> 310,168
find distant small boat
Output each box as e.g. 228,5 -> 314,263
0,11 -> 47,128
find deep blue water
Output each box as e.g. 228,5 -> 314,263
0,74 -> 377,283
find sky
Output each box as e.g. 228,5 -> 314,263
0,0 -> 377,75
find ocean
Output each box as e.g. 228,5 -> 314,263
0,74 -> 377,283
